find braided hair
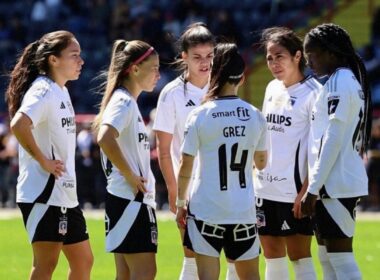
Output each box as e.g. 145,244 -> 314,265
305,23 -> 372,153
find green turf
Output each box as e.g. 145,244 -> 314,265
0,217 -> 378,279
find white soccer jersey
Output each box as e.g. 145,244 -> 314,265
182,96 -> 267,224
255,77 -> 321,203
153,76 -> 208,177
16,76 -> 78,208
308,68 -> 368,198
100,88 -> 156,208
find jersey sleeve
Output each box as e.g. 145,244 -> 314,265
181,110 -> 199,156
153,88 -> 176,134
308,118 -> 345,195
256,112 -> 267,151
102,96 -> 133,134
18,85 -> 49,127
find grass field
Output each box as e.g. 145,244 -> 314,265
0,213 -> 379,279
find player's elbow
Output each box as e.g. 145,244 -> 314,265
254,151 -> 267,170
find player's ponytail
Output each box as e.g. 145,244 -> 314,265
6,30 -> 75,118
205,43 -> 245,101
93,40 -> 156,132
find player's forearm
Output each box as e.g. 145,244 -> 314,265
157,150 -> 177,193
97,131 -> 134,178
11,113 -> 46,164
177,154 -> 194,201
308,119 -> 345,194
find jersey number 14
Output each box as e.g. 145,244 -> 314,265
218,143 -> 248,191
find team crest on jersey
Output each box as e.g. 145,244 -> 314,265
327,96 -> 340,115
256,210 -> 266,228
151,226 -> 158,245
58,216 -> 68,235
289,96 -> 297,107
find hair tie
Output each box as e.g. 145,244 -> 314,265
125,47 -> 154,75
229,73 -> 243,79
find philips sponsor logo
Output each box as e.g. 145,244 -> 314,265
61,117 -> 75,128
266,114 -> 292,126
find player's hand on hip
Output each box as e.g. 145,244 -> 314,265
125,173 -> 147,193
40,158 -> 64,178
301,192 -> 318,217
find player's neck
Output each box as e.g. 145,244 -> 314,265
219,83 -> 238,97
184,72 -> 208,89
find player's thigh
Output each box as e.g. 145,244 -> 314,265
62,240 -> 93,271
123,252 -> 156,280
235,257 -> 260,280
314,197 -> 359,252
259,235 -> 286,258
179,226 -> 196,257
286,234 -> 313,260
195,253 -> 220,280
114,253 -> 130,280
32,241 -> 62,268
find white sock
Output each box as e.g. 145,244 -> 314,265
265,257 -> 289,280
179,257 -> 198,280
226,262 -> 239,280
292,257 -> 316,280
318,246 -> 337,280
328,252 -> 362,280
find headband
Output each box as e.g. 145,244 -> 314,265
125,47 -> 155,75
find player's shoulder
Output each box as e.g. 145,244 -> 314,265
28,76 -> 55,98
301,75 -> 322,92
110,88 -> 133,107
326,68 -> 359,94
266,79 -> 282,91
158,76 -> 185,102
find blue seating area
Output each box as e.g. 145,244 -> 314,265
0,0 -> 336,115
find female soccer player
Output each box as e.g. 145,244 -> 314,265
6,30 -> 93,279
176,42 -> 267,280
153,22 -> 220,279
255,27 -> 320,280
302,23 -> 372,280
93,40 -> 160,280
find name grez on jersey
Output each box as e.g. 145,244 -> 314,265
61,116 -> 76,134
211,106 -> 250,138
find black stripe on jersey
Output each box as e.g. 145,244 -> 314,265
294,141 -> 302,193
318,135 -> 324,159
35,174 -> 55,203
35,146 -> 56,203
135,165 -> 144,202
319,185 -> 330,198
352,108 -> 363,150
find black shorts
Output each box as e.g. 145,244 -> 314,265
105,192 -> 158,254
314,197 -> 361,239
184,217 -> 260,261
255,198 -> 314,236
18,203 -> 89,244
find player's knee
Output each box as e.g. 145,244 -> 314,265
131,266 -> 156,280
288,248 -> 311,261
